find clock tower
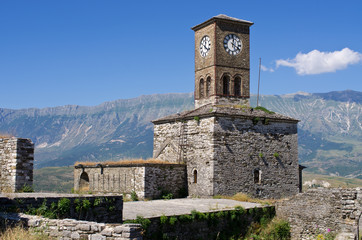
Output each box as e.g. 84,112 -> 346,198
192,15 -> 253,108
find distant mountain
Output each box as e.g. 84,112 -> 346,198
0,90 -> 361,179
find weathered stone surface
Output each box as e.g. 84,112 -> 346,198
0,138 -> 33,193
0,193 -> 123,223
0,212 -> 142,240
276,188 -> 362,240
74,164 -> 186,199
153,110 -> 299,199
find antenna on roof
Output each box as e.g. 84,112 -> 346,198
257,58 -> 261,107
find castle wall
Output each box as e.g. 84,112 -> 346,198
276,188 -> 362,240
153,118 -> 216,197
0,138 -> 34,193
153,115 -> 299,199
213,117 -> 299,199
74,164 -> 186,199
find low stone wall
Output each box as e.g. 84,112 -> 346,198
276,188 -> 362,240
0,212 -> 142,240
0,193 -> 123,223
0,138 -> 34,193
130,206 -> 275,240
74,164 -> 187,199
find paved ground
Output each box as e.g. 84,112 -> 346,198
123,198 -> 261,220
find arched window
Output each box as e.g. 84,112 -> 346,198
254,169 -> 261,184
193,169 -> 198,183
80,172 -> 90,192
223,75 -> 230,95
199,79 -> 204,98
234,76 -> 241,96
206,77 -> 211,97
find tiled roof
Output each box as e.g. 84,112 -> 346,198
192,14 -> 254,31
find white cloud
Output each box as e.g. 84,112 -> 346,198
260,64 -> 274,72
276,48 -> 362,75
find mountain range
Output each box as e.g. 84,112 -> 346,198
0,90 -> 361,179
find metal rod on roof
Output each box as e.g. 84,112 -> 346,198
257,58 -> 261,107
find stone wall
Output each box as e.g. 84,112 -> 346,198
0,138 -> 34,193
153,117 -> 215,197
74,164 -> 187,199
213,116 -> 299,199
0,193 -> 123,223
0,212 -> 142,240
153,114 -> 299,199
139,206 -> 275,240
276,188 -> 362,240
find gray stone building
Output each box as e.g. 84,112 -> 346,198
152,15 -> 300,199
75,15 -> 301,199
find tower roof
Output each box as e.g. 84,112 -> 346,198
152,104 -> 299,124
191,14 -> 254,31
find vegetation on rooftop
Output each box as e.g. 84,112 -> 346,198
253,106 -> 275,114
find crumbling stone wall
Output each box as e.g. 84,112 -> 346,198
276,188 -> 362,240
0,193 -> 123,223
153,115 -> 299,199
74,164 -> 187,199
0,212 -> 142,240
0,138 -> 34,193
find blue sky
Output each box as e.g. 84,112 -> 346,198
1,0 -> 361,109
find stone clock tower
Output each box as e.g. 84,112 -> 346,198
152,15 -> 300,199
192,15 -> 253,108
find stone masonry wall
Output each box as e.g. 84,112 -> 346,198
276,188 -> 362,240
74,165 -> 145,197
153,117 -> 216,197
153,115 -> 299,199
213,117 -> 299,199
74,164 -> 186,199
144,165 -> 187,199
0,138 -> 34,193
0,212 -> 142,240
0,194 -> 123,223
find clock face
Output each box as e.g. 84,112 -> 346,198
199,35 -> 211,57
223,34 -> 242,55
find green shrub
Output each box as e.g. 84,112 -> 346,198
57,198 -> 71,216
131,191 -> 139,201
273,152 -> 280,158
19,184 -> 34,193
162,193 -> 173,200
193,116 -> 200,121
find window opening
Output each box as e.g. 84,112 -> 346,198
254,169 -> 261,184
223,75 -> 230,95
199,79 -> 204,98
193,169 -> 198,183
234,77 -> 241,96
206,77 -> 211,97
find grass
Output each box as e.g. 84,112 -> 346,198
34,166 -> 74,193
0,226 -> 50,240
213,192 -> 275,205
75,158 -> 181,166
303,171 -> 362,190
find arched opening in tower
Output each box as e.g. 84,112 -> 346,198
234,76 -> 241,96
223,75 -> 230,95
79,172 -> 90,192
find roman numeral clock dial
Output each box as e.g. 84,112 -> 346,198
224,34 -> 242,55
199,35 -> 211,57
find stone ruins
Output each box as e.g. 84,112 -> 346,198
0,137 -> 34,193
